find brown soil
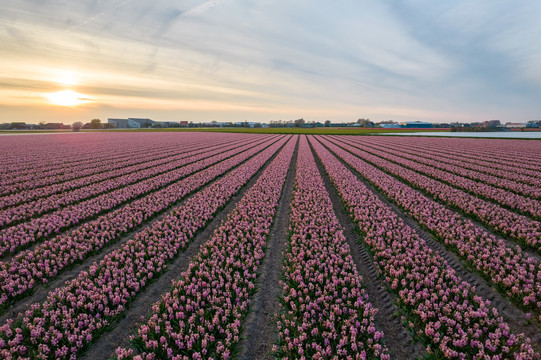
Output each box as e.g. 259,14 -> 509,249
80,137 -> 290,360
309,140 -> 425,360
237,138 -> 298,360
0,137 -> 282,319
320,137 -> 541,351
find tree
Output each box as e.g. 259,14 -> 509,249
324,120 -> 331,127
72,121 -> 83,132
90,119 -> 102,129
357,118 -> 372,127
103,123 -> 116,129
294,118 -> 305,127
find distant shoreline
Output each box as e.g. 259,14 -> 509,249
0,127 -> 539,138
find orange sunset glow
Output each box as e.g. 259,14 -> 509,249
45,90 -> 91,107
1,1 -> 540,125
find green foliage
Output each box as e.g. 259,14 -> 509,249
90,119 -> 102,129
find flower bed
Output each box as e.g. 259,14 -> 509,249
310,136 -> 536,359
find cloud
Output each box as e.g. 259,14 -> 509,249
1,0 -> 540,124
182,0 -> 227,17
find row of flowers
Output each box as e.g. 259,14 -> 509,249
0,135 -> 255,208
0,134 -> 197,192
316,136 -> 541,316
335,136 -> 541,219
0,136 -> 258,228
0,134 -> 164,182
325,137 -> 541,253
0,136 -> 288,311
309,136 -> 538,359
112,136 -> 296,360
0,133 -> 255,184
273,136 -> 389,359
343,136 -> 541,200
0,136 -> 294,360
369,137 -> 541,185
0,137 -> 273,258
376,136 -> 541,170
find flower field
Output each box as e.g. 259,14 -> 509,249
0,132 -> 539,359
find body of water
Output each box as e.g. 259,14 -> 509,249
380,131 -> 541,139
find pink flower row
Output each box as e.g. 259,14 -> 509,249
0,133 -> 155,178
345,136 -> 541,199
0,136 -> 293,360
0,136 -> 287,310
325,137 -> 541,252
113,136 -> 296,360
0,133 -> 191,190
376,136 -> 541,170
0,133 -> 251,180
0,136 -> 256,228
336,136 -> 541,219
273,136 -> 389,359
309,136 -> 537,359
372,137 -> 541,181
0,135 -> 250,207
317,136 -> 541,315
0,137 -> 272,259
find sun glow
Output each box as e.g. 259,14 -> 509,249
45,90 -> 91,106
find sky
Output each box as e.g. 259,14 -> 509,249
1,0 -> 540,124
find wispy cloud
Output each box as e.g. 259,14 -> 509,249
1,0 -> 540,123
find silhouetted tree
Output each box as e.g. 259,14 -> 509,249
294,118 -> 305,127
72,122 -> 83,132
90,119 -> 102,129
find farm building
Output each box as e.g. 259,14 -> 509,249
380,124 -> 403,128
400,121 -> 432,128
506,122 -> 526,129
129,118 -> 155,127
108,118 -> 140,128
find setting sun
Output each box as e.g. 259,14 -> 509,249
45,90 -> 91,106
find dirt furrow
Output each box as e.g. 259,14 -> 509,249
309,140 -> 425,359
325,136 -> 541,259
79,138 -> 290,360
323,141 -> 541,350
0,137 -> 282,321
237,138 -> 298,360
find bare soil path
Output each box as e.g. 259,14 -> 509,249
319,137 -> 541,351
0,137 -> 282,319
309,140 -> 425,360
237,138 -> 298,360
80,138 -> 290,360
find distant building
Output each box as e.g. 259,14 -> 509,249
506,122 -> 526,129
482,120 -> 501,128
10,122 -> 27,129
108,118 -> 140,128
128,118 -> 155,128
401,121 -> 432,128
43,123 -> 69,129
380,124 -> 403,128
160,121 -> 179,128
